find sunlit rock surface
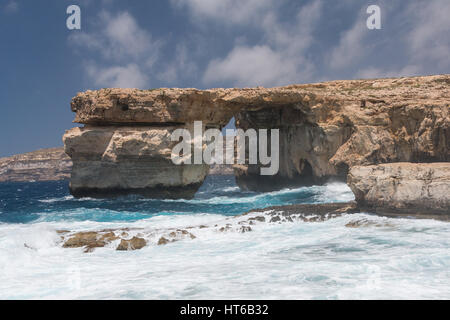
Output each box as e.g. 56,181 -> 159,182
348,163 -> 450,215
64,74 -> 449,198
0,148 -> 71,182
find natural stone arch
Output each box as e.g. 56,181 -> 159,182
63,75 -> 450,198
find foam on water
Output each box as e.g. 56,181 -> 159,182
0,176 -> 449,299
0,213 -> 449,299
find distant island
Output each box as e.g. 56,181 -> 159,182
0,147 -> 233,183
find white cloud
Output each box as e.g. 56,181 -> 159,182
406,0 -> 450,70
202,1 -> 322,87
330,0 -> 450,77
329,15 -> 368,70
204,45 -> 297,87
87,63 -> 148,88
69,11 -> 160,88
69,11 -> 159,61
171,0 -> 276,25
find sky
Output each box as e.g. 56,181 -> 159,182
1,0 -> 449,157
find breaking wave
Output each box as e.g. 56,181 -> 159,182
0,176 -> 449,299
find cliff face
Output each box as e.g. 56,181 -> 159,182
64,126 -> 208,198
348,163 -> 450,214
0,148 -> 71,183
233,75 -> 449,190
63,74 -> 449,198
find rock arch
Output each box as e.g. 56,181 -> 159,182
63,75 -> 450,198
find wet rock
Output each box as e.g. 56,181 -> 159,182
244,202 -> 359,217
62,231 -> 120,253
270,216 -> 281,223
345,218 -> 394,228
116,237 -> 146,251
248,216 -> 265,223
157,237 -> 170,245
219,226 -> 232,232
63,232 -> 108,253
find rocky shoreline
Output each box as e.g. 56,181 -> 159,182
53,201 -> 450,253
1,74 -> 448,219
55,202 -> 358,252
61,74 -> 449,215
348,162 -> 450,215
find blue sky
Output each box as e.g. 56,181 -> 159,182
1,0 -> 449,157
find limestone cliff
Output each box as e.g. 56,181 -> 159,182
0,148 -> 71,182
64,126 -> 209,198
348,163 -> 450,215
64,74 -> 449,198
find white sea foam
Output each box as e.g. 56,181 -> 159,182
38,195 -> 103,203
0,213 -> 449,299
153,183 -> 353,206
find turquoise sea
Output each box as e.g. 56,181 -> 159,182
0,175 -> 449,299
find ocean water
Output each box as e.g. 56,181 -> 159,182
0,175 -> 449,299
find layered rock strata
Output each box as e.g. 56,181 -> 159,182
64,125 -> 208,198
0,148 -> 71,182
348,163 -> 450,215
64,74 -> 449,198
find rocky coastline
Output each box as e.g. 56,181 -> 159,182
0,148 -> 71,183
61,74 -> 449,216
348,162 -> 450,215
1,74 -> 448,222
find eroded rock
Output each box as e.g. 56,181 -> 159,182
348,163 -> 450,215
62,231 -> 117,253
64,75 -> 449,196
0,148 -> 71,183
63,126 -> 209,199
116,237 -> 146,251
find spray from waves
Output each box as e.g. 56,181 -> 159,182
0,212 -> 449,299
148,182 -> 354,205
10,178 -> 355,224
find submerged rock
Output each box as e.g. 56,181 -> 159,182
345,218 -> 394,228
348,163 -> 450,215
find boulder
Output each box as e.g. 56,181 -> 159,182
348,163 -> 450,214
116,237 -> 146,251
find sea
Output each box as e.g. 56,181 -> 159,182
0,175 -> 449,299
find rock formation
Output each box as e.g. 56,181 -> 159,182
63,74 -> 449,198
0,148 -> 71,182
348,163 -> 450,215
64,125 -> 209,198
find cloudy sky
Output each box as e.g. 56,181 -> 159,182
1,0 -> 449,156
